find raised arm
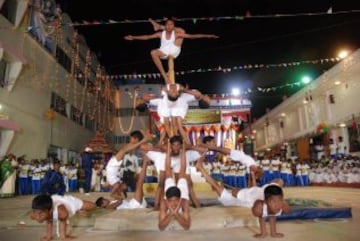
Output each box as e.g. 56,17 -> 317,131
115,133 -> 150,161
124,32 -> 161,41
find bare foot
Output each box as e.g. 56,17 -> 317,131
41,235 -> 53,241
254,233 -> 267,238
271,232 -> 284,238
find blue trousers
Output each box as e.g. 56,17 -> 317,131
83,168 -> 92,193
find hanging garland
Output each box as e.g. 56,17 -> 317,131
316,122 -> 329,134
117,88 -> 137,135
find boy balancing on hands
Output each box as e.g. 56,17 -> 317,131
196,155 -> 290,238
30,194 -> 95,241
252,185 -> 291,238
158,141 -> 191,230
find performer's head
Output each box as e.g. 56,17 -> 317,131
170,135 -> 183,155
130,130 -> 144,144
264,184 -> 284,214
165,186 -> 182,209
31,194 -> 53,223
95,197 -> 111,208
166,84 -> 180,102
202,135 -> 215,146
165,19 -> 175,32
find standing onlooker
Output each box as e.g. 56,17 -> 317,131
18,158 -> 30,195
68,162 -> 78,192
0,154 -> 17,197
81,147 -> 95,195
329,138 -> 337,159
337,136 -> 347,158
40,160 -> 66,195
31,160 -> 42,195
122,151 -> 139,192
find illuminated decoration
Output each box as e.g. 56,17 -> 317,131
102,56 -> 341,88
85,131 -> 113,153
316,122 -> 329,134
45,109 -> 55,120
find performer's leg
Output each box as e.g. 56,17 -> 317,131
176,117 -> 190,145
149,18 -> 164,31
163,117 -> 172,138
154,171 -> 165,210
150,49 -> 170,84
133,156 -> 148,203
186,174 -> 201,208
196,156 -> 224,196
171,117 -> 178,136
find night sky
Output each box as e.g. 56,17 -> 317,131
58,0 -> 360,119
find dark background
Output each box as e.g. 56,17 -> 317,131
58,0 -> 360,119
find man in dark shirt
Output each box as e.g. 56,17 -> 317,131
40,160 -> 66,195
81,147 -> 94,195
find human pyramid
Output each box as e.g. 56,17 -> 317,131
30,19 -> 291,240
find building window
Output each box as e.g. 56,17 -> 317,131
55,47 -> 72,72
0,59 -> 9,88
0,0 -> 18,24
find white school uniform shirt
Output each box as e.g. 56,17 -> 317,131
329,143 -> 337,155
301,163 -> 310,175
261,159 -> 270,171
32,166 -> 42,180
19,163 -> 30,178
337,142 -> 346,154
271,159 -> 281,172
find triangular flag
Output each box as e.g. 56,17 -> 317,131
109,19 -> 117,23
192,18 -> 197,24
245,10 -> 251,18
327,7 -> 333,14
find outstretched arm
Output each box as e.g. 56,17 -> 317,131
181,88 -> 210,103
124,32 -> 161,41
177,32 -> 219,39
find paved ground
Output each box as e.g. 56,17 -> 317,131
0,187 -> 359,241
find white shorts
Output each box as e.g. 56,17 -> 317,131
165,177 -> 189,200
51,195 -> 84,217
170,106 -> 188,119
106,166 -> 120,186
116,198 -> 147,210
159,45 -> 181,59
236,186 -> 264,208
218,189 -> 244,207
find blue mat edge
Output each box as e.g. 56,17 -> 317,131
276,207 -> 352,221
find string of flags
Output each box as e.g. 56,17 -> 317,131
99,56 -> 341,82
23,8 -> 360,30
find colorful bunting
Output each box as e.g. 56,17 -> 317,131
100,56 -> 341,89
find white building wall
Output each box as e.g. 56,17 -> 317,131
247,49 -> 360,151
0,8 -> 100,159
